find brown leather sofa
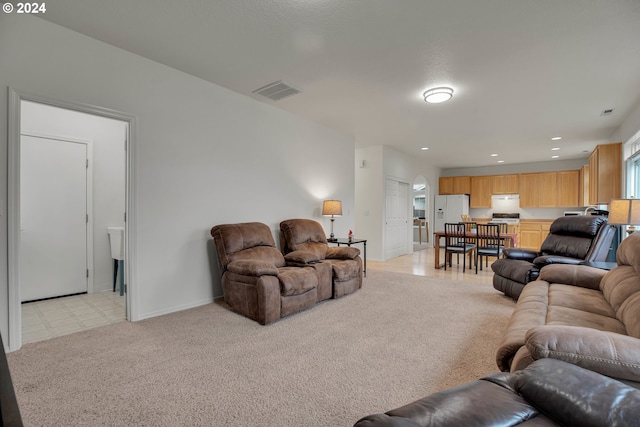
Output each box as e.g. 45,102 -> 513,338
496,231 -> 640,385
210,222 -> 333,324
354,358 -> 640,426
280,219 -> 363,298
491,216 -> 615,299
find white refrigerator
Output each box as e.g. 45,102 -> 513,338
434,194 -> 470,231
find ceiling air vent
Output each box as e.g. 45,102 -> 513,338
252,80 -> 302,101
601,108 -> 615,116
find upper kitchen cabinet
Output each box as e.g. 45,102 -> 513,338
589,142 -> 622,205
491,174 -> 519,194
557,170 -> 580,207
470,176 -> 492,208
439,176 -> 470,195
579,165 -> 589,207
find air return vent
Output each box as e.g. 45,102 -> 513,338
601,108 -> 615,116
252,80 -> 302,101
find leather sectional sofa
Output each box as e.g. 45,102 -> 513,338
496,230 -> 640,384
356,230 -> 640,426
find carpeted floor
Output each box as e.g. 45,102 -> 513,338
7,270 -> 515,426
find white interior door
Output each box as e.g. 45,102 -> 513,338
20,134 -> 88,301
385,179 -> 410,259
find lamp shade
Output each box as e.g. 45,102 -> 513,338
608,199 -> 640,225
322,200 -> 342,217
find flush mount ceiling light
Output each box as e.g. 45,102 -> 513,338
423,87 -> 453,103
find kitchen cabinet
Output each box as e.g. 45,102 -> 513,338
439,176 -> 470,195
518,221 -> 552,250
589,142 -> 622,205
579,165 -> 589,207
491,174 -> 519,194
538,172 -> 558,207
470,176 -> 492,208
519,173 -> 541,208
557,170 -> 580,207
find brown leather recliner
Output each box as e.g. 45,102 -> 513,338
280,219 -> 363,298
211,222 -> 333,324
491,216 -> 616,300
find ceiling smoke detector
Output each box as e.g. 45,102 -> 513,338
252,80 -> 302,101
601,108 -> 615,116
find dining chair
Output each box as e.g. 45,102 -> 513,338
444,222 -> 476,272
475,223 -> 503,273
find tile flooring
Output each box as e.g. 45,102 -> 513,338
21,291 -> 126,344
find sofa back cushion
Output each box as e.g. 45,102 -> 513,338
600,232 -> 640,338
211,222 -> 285,270
280,219 -> 329,260
540,216 -> 606,258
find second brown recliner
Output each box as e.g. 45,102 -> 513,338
280,219 -> 363,298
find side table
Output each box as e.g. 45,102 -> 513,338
328,238 -> 367,277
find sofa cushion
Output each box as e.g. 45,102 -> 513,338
322,259 -> 361,281
277,266 -> 318,296
525,326 -> 640,382
326,246 -> 360,260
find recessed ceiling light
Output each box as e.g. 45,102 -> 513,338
423,87 -> 454,103
552,155 -> 560,159
551,136 -> 562,141
497,160 -> 505,163
421,147 -> 429,150
551,147 -> 560,151
490,153 -> 498,157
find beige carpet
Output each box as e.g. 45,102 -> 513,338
8,270 -> 515,426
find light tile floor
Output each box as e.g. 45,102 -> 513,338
22,291 -> 126,344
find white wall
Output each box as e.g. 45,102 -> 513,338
21,101 -> 126,292
356,145 -> 440,261
0,15 -> 355,345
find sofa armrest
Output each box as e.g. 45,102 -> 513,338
326,246 -> 360,260
525,325 -> 640,382
515,358 -> 640,427
537,264 -> 605,290
226,260 -> 279,276
533,255 -> 583,267
284,250 -> 321,266
503,248 -> 539,262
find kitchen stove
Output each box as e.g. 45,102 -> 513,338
491,213 -> 520,224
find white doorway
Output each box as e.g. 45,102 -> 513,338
20,133 -> 93,301
384,178 -> 410,259
7,89 -> 136,351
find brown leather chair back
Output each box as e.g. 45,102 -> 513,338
210,222 -> 285,270
280,219 -> 329,260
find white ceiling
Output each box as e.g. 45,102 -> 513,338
38,0 -> 640,169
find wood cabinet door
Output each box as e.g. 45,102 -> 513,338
538,172 -> 558,207
595,143 -> 622,204
452,176 -> 471,194
589,149 -> 598,205
439,177 -> 453,195
470,176 -> 492,208
579,165 -> 589,207
519,223 -> 542,250
557,170 -> 579,207
519,174 -> 539,207
492,175 -> 519,194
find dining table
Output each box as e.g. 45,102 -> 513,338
432,230 -> 518,269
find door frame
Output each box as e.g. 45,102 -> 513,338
20,131 -> 95,298
383,176 -> 412,260
7,88 -> 138,351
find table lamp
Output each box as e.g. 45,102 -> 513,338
608,198 -> 640,235
322,199 -> 342,241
